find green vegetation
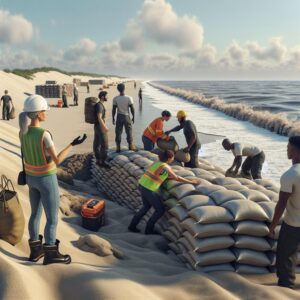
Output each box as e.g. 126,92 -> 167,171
3,67 -> 122,80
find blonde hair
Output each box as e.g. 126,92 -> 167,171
19,112 -> 39,135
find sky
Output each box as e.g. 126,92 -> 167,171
0,0 -> 300,80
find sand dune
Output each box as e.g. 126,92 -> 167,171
0,72 -> 300,299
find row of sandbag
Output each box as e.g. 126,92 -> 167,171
90,150 -> 299,273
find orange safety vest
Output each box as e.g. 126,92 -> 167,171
143,117 -> 168,143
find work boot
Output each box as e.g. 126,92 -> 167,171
28,235 -> 44,262
43,240 -> 71,265
128,143 -> 137,151
116,144 -> 121,153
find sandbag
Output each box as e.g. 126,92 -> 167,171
234,235 -> 271,251
174,170 -> 196,177
164,198 -> 179,210
163,179 -> 183,191
9,105 -> 16,119
175,149 -> 191,163
183,231 -> 234,253
235,178 -> 255,185
162,230 -> 177,243
196,184 -> 226,196
84,97 -> 98,124
169,205 -> 188,221
239,189 -> 271,203
257,201 -> 281,223
222,199 -> 269,221
0,175 -> 25,245
189,249 -> 236,266
235,264 -> 269,274
198,264 -> 235,273
210,190 -> 246,205
178,237 -> 194,252
169,225 -> 181,239
169,217 -> 182,233
181,218 -> 234,238
212,177 -> 241,186
262,190 -> 278,202
169,184 -> 196,199
157,136 -> 179,152
133,157 -> 153,168
168,242 -> 181,254
179,194 -> 214,210
233,220 -> 269,237
233,249 -> 270,266
189,206 -> 234,224
224,184 -> 249,192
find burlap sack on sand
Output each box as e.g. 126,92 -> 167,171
222,199 -> 269,221
212,177 -> 241,186
235,264 -> 269,274
210,190 -> 246,205
179,194 -> 214,210
233,249 -> 270,267
234,235 -> 271,251
239,189 -> 271,203
169,205 -> 188,221
183,231 -> 234,253
189,206 -> 234,224
169,184 -> 196,199
258,201 -> 281,223
196,184 -> 226,196
181,218 -> 234,238
197,263 -> 235,273
189,249 -> 236,266
233,221 -> 269,237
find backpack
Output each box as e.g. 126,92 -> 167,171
84,97 -> 98,124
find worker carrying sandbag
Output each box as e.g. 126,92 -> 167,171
142,110 -> 171,151
165,110 -> 201,168
19,95 -> 87,265
128,150 -> 200,234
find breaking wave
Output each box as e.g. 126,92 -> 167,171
149,82 -> 300,137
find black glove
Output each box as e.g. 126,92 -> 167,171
112,118 -> 115,125
71,134 -> 87,146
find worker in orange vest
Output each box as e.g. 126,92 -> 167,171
142,110 -> 171,151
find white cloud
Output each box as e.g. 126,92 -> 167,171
119,0 -> 204,52
63,38 -> 97,62
0,10 -> 33,44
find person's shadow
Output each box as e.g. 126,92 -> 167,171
0,246 -> 28,262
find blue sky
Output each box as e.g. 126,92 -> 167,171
0,0 -> 300,79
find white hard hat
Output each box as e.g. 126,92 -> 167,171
23,95 -> 50,112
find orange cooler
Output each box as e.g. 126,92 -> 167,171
81,199 -> 105,231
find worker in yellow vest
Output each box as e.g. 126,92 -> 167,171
142,110 -> 171,151
19,95 -> 87,265
128,150 -> 200,234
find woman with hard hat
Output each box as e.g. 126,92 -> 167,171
165,110 -> 201,168
19,95 -> 87,265
142,110 -> 171,151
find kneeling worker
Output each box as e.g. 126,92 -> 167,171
128,150 -> 200,234
165,110 -> 200,168
222,138 -> 265,179
142,110 -> 171,151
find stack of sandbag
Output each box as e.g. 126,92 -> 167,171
90,150 -> 298,273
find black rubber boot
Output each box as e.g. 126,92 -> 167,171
28,235 -> 45,262
43,240 -> 71,265
116,144 -> 121,153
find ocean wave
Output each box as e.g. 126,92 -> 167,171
149,82 -> 300,137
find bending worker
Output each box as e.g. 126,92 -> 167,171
142,110 -> 171,151
222,138 -> 265,179
165,110 -> 201,168
112,83 -> 136,152
19,95 -> 86,265
128,150 -> 200,234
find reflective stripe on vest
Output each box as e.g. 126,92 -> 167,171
139,161 -> 168,192
20,127 -> 57,177
143,118 -> 167,143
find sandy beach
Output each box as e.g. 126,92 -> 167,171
1,71 -> 300,300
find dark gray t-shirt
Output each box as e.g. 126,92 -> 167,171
95,101 -> 106,120
1,95 -> 12,105
183,120 -> 200,145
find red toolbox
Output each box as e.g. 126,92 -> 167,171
81,199 -> 105,231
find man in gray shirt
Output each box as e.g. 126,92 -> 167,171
269,136 -> 300,289
112,83 -> 136,152
0,90 -> 12,120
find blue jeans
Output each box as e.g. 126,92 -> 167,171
142,135 -> 155,151
27,174 -> 59,245
129,185 -> 165,234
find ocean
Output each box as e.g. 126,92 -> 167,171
142,81 -> 295,183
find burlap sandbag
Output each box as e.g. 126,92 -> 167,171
233,220 -> 269,237
157,136 -> 179,152
233,248 -> 270,267
0,176 -> 25,245
234,235 -> 271,251
175,149 -> 190,163
189,249 -> 236,266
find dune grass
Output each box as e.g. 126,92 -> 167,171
3,67 -> 121,80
